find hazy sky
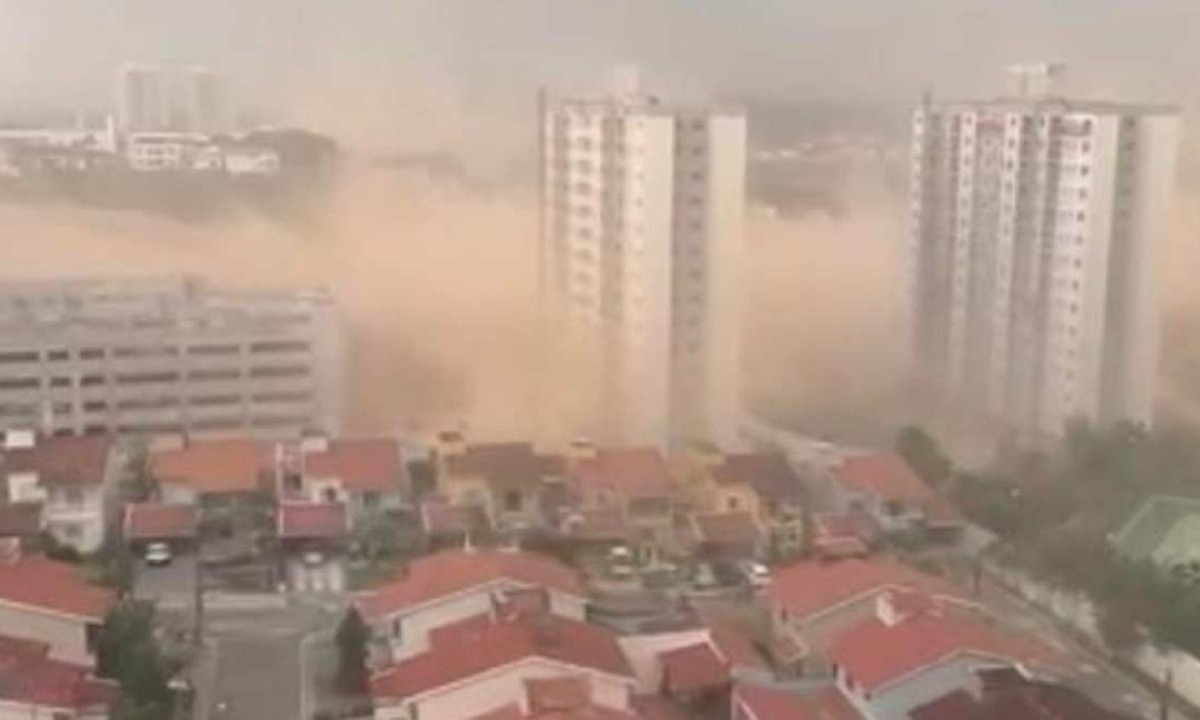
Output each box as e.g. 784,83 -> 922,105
2,1 -> 1198,148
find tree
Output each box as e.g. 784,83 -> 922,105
97,600 -> 175,720
895,426 -> 952,489
335,608 -> 372,695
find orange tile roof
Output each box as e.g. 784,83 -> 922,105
735,684 -> 863,720
692,511 -> 760,547
659,642 -> 729,695
768,558 -> 968,622
572,448 -> 673,499
690,602 -> 769,671
123,503 -> 199,541
2,435 -> 113,486
303,439 -> 400,492
370,614 -> 631,702
357,548 -> 583,618
833,453 -> 934,503
0,555 -> 115,620
150,439 -> 264,494
828,612 -> 1062,692
445,443 -> 566,490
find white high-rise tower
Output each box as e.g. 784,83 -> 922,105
539,70 -> 745,448
909,67 -> 1179,442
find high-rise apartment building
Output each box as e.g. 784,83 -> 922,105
0,276 -> 343,439
116,63 -> 227,134
540,71 -> 745,447
909,68 -> 1179,441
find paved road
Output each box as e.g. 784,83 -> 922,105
198,602 -> 339,720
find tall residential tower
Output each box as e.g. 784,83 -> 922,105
909,67 -> 1179,442
540,72 -> 745,448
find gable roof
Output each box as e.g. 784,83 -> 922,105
276,502 -> 347,539
833,453 -> 933,503
123,503 -> 199,541
445,443 -> 566,490
0,634 -> 115,711
0,555 -> 115,620
357,548 -> 583,619
827,612 -> 1060,693
572,448 -> 673,499
689,600 -> 769,671
768,558 -> 968,622
712,454 -> 803,504
734,684 -> 863,720
370,613 -> 631,702
2,435 -> 113,486
303,439 -> 400,492
149,439 -> 264,494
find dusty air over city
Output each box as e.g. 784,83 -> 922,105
2,3 -> 1200,720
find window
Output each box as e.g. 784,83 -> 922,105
504,490 -> 523,512
726,496 -> 740,511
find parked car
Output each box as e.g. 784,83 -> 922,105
606,546 -> 636,579
692,562 -> 718,590
144,542 -> 173,567
740,561 -> 771,589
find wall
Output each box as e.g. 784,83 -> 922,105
43,485 -> 106,553
774,594 -> 881,676
617,629 -> 711,692
851,655 -> 997,720
384,588 -> 495,661
0,603 -> 93,667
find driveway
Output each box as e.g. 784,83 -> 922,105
286,556 -> 347,594
135,553 -> 197,610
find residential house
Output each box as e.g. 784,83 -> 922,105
274,436 -> 403,525
276,501 -> 348,552
710,454 -> 806,556
732,684 -> 862,720
690,511 -> 763,561
122,502 -> 199,552
827,453 -> 961,538
370,610 -> 636,720
436,436 -> 566,532
456,676 -> 649,720
1,431 -> 121,554
356,548 -> 587,661
909,667 -> 1135,720
0,549 -> 116,666
419,496 -> 491,546
767,558 -> 977,676
569,447 -> 677,559
149,438 -> 267,507
0,634 -> 116,720
827,593 -> 1061,720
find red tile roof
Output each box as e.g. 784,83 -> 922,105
0,555 -> 115,620
735,684 -> 863,720
445,443 -> 566,490
712,454 -> 803,504
0,634 -> 115,711
814,511 -> 881,545
0,503 -> 42,538
692,511 -> 760,547
303,439 -> 400,492
659,642 -> 729,695
526,675 -> 592,713
534,706 -> 645,720
572,448 -> 673,500
631,697 -> 690,720
123,503 -> 199,541
768,558 -> 968,622
370,614 -> 631,702
915,673 -> 1135,720
690,601 -> 769,671
833,453 -> 933,503
277,502 -> 348,539
828,612 -> 1061,693
2,435 -> 113,486
357,548 -> 583,618
150,439 -> 264,494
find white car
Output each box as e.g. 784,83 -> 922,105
606,546 -> 636,579
144,542 -> 173,567
742,561 -> 771,589
302,550 -> 325,567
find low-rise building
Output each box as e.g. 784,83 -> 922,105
767,558 -> 976,676
436,436 -> 566,532
149,438 -> 267,506
1,431 -> 121,554
0,634 -> 116,720
356,548 -> 587,662
827,453 -> 958,536
710,453 -> 806,555
370,610 -> 635,720
827,594 -> 1061,720
909,667 -> 1133,720
569,447 -> 677,559
122,502 -> 199,551
0,550 -> 116,666
732,684 -> 862,720
274,436 -> 403,525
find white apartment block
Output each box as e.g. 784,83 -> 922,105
910,77 -> 1179,441
116,63 -> 226,134
0,276 -> 343,440
540,72 -> 745,448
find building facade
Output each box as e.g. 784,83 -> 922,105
0,276 -> 343,440
116,63 -> 227,134
540,72 -> 745,448
909,84 -> 1179,441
